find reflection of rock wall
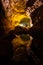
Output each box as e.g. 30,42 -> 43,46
0,0 -> 43,65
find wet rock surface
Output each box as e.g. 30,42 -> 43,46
0,0 -> 43,65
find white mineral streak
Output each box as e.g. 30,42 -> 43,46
27,0 -> 43,14
1,0 -> 43,16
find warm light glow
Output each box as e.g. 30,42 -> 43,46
2,0 -> 33,33
8,13 -> 32,30
2,0 -> 33,48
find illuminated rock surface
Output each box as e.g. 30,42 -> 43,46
1,0 -> 32,33
0,0 -> 43,65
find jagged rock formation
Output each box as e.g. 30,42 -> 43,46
0,0 -> 43,65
